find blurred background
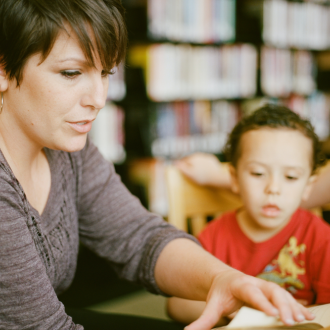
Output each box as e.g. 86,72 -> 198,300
60,0 -> 330,323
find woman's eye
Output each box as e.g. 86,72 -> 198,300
251,172 -> 263,177
61,70 -> 81,79
102,69 -> 114,77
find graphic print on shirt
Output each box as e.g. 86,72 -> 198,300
256,236 -> 306,294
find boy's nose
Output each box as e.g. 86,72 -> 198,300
265,176 -> 281,195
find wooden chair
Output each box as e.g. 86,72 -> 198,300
166,165 -> 324,237
166,165 -> 242,236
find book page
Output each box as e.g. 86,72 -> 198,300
226,307 -> 283,328
219,306 -> 327,330
307,304 -> 330,328
214,325 -> 322,330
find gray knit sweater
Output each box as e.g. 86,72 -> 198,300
0,138 -> 195,329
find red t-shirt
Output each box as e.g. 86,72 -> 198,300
198,208 -> 330,304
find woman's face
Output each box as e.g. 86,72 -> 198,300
2,29 -> 109,152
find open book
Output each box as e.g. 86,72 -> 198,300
213,304 -> 330,330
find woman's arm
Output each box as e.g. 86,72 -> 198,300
77,142 -> 313,330
155,238 -> 314,330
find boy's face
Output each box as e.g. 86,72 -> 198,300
230,128 -> 315,233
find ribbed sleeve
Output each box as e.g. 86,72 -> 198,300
77,138 -> 199,294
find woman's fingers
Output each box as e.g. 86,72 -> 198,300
275,291 -> 314,323
268,286 -> 301,325
299,303 -> 314,320
233,280 -> 280,317
184,294 -> 225,330
256,280 -> 314,324
295,299 -> 308,306
185,271 -> 314,330
230,275 -> 314,326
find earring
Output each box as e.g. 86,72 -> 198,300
0,92 -> 3,114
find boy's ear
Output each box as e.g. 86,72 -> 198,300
301,174 -> 317,202
0,65 -> 9,92
229,164 -> 240,194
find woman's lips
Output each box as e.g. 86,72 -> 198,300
68,120 -> 93,133
261,204 -> 280,217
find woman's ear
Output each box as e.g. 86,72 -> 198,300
0,66 -> 9,92
229,164 -> 240,194
301,174 -> 317,202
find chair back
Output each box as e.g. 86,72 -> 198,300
166,165 -> 242,236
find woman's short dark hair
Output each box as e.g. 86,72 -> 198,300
0,0 -> 127,86
224,104 -> 326,173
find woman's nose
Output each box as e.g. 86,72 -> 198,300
83,74 -> 108,110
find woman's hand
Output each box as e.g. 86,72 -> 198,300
186,270 -> 314,330
156,239 -> 314,330
175,153 -> 232,188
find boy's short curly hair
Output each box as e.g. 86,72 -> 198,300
223,104 -> 326,173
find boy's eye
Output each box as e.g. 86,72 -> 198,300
61,70 -> 81,79
251,172 -> 264,177
286,175 -> 298,180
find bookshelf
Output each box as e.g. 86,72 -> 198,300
125,0 -> 255,161
147,0 -> 236,44
120,0 -> 330,216
89,63 -> 126,164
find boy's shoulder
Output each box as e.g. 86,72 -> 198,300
293,208 -> 330,241
295,207 -> 328,225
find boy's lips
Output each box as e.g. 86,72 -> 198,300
261,204 -> 280,217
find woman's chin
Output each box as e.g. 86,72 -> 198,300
51,135 -> 88,153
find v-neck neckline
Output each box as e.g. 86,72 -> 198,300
0,147 -> 54,219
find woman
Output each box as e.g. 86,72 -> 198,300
0,0 -> 313,329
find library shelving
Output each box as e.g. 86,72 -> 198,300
124,0 -> 254,161
120,0 -> 330,215
89,63 -> 126,164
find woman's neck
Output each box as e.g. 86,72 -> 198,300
0,111 -> 44,172
0,116 -> 51,215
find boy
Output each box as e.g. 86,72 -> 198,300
167,105 -> 330,326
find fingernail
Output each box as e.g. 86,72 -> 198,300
272,308 -> 279,315
286,319 -> 295,325
297,314 -> 305,322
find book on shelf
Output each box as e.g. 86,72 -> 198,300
129,43 -> 257,101
89,102 -> 126,164
261,47 -> 316,97
128,158 -> 169,217
149,100 -> 240,158
107,63 -> 126,101
288,93 -> 330,141
213,304 -> 330,330
240,93 -> 330,141
263,0 -> 330,50
147,0 -> 236,44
